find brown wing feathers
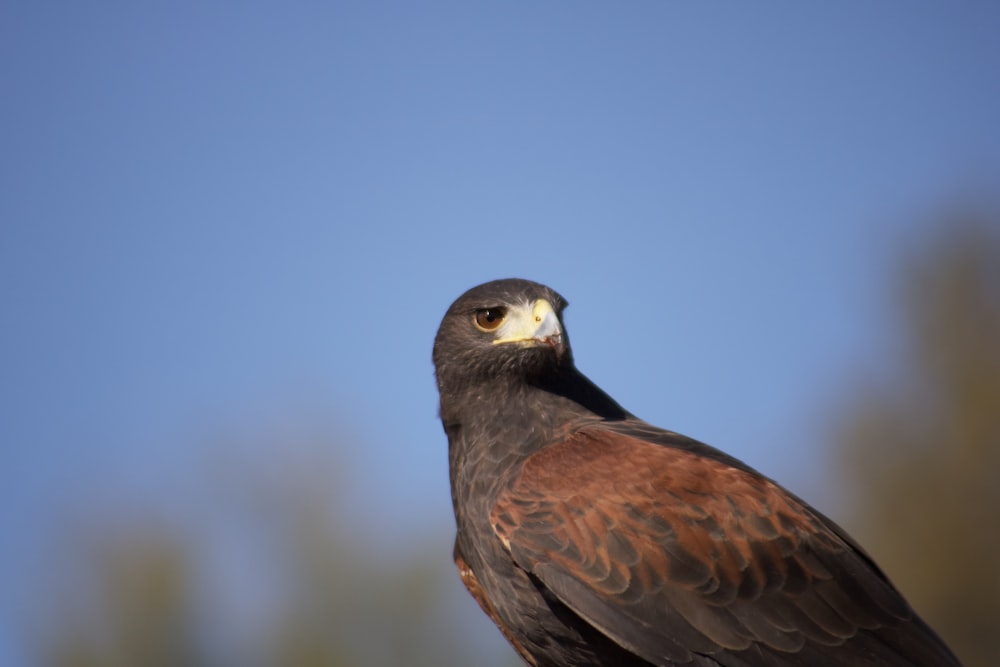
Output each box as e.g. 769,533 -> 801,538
454,543 -> 540,666
491,426 -> 924,664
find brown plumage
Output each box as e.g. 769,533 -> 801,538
433,278 -> 960,666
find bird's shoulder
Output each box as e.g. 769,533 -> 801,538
491,421 -> 847,605
487,421 -> 956,665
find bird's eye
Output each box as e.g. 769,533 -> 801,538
474,307 -> 506,332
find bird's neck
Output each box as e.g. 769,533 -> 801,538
445,367 -> 628,523
443,366 -> 627,457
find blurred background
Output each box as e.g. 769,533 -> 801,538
2,3 -> 998,666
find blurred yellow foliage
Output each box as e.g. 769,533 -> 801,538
838,213 -> 1000,667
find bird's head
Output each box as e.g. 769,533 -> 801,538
433,278 -> 573,394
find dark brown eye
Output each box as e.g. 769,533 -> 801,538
474,307 -> 506,332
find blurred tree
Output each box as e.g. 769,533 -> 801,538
838,213 -> 1000,667
44,535 -> 200,667
38,428 -> 515,667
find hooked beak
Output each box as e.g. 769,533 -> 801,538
492,299 -> 565,354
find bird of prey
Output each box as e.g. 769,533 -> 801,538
433,278 -> 959,667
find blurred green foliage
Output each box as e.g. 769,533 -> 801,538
45,535 -> 199,667
38,439 -> 519,667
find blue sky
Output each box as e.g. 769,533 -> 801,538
2,2 -> 999,663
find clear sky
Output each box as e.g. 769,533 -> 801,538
2,3 -> 998,664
